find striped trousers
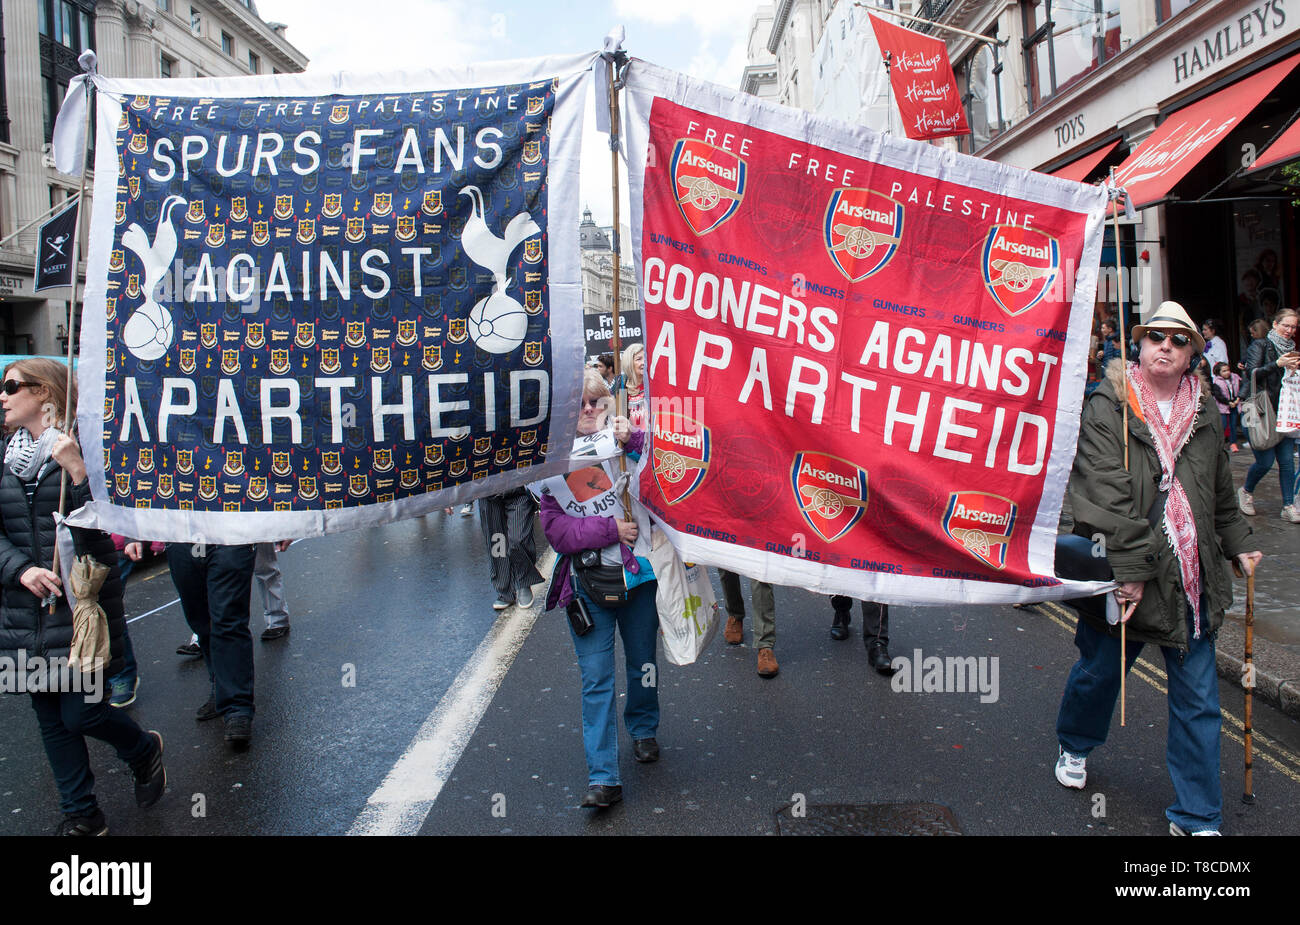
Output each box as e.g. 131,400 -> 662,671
477,488 -> 544,599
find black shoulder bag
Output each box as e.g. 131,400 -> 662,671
571,548 -> 629,608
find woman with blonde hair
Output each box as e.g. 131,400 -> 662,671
0,358 -> 165,834
618,342 -> 647,428
538,367 -> 659,808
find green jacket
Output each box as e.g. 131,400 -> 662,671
1068,361 -> 1254,649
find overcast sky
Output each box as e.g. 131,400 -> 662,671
254,0 -> 765,228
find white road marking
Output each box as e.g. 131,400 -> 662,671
127,598 -> 180,624
348,547 -> 556,836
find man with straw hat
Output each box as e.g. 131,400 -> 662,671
1053,301 -> 1261,836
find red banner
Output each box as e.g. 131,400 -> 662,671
868,13 -> 969,141
623,61 -> 1110,605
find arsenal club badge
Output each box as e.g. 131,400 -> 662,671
790,452 -> 869,543
981,224 -> 1060,316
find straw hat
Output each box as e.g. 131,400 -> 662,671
1130,301 -> 1205,353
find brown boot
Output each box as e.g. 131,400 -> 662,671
724,615 -> 743,645
757,647 -> 779,678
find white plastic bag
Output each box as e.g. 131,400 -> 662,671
1276,369 -> 1300,434
648,530 -> 719,666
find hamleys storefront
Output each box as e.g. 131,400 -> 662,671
970,0 -> 1300,363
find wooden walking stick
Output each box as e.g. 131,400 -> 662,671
1236,560 -> 1257,804
605,52 -> 634,525
49,73 -> 96,614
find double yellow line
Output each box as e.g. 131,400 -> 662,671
1035,600 -> 1300,785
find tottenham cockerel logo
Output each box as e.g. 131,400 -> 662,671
790,452 -> 869,543
823,188 -> 904,282
981,225 -> 1060,316
651,411 -> 710,506
670,139 -> 746,236
119,195 -> 185,361
942,491 -> 1017,570
457,185 -> 540,355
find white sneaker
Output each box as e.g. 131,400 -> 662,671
1281,504 -> 1300,523
1170,821 -> 1220,836
1055,747 -> 1087,789
1238,487 -> 1256,516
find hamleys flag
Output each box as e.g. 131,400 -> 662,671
868,13 -> 969,141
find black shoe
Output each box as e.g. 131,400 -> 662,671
176,641 -> 201,657
224,714 -> 252,751
867,644 -> 897,676
633,738 -> 660,763
579,785 -> 623,809
830,609 -> 851,640
260,625 -> 290,641
196,699 -> 220,722
131,731 -> 166,808
56,808 -> 108,836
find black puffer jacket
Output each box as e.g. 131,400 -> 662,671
1243,337 -> 1286,408
0,447 -> 126,679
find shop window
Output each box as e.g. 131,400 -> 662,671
38,2 -> 94,142
1023,0 -> 1122,111
1156,0 -> 1199,25
959,36 -> 1004,153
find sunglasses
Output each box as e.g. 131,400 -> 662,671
0,380 -> 38,395
1145,330 -> 1192,348
581,397 -> 605,409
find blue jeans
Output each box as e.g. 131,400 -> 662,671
1224,409 -> 1244,444
107,625 -> 138,690
1244,434 -> 1296,506
30,691 -> 153,815
1056,606 -> 1222,832
569,580 -> 660,786
167,543 -> 257,718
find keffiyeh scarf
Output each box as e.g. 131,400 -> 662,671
1127,364 -> 1204,635
4,426 -> 64,481
1268,328 -> 1295,357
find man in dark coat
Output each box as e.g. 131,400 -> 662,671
1053,301 -> 1260,836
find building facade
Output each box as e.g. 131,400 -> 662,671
0,0 -> 307,356
579,207 -> 640,359
749,0 -> 1300,361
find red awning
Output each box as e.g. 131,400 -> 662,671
1113,53 -> 1300,209
1252,117 -> 1300,172
1049,140 -> 1121,183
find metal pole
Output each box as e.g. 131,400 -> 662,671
856,2 -> 1007,46
50,79 -> 94,608
0,192 -> 83,251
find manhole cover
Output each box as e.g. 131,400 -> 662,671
774,802 -> 962,836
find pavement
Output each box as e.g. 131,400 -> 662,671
1207,450 -> 1299,719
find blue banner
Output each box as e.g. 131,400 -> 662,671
66,56 -> 593,542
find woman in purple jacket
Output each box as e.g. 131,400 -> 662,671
539,369 -> 659,809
